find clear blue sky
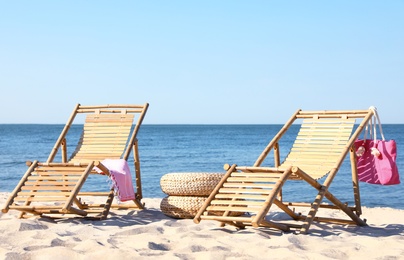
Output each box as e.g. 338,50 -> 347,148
1,1 -> 403,124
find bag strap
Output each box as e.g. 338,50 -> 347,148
369,106 -> 385,141
363,117 -> 371,141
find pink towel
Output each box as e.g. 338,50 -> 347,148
99,159 -> 136,202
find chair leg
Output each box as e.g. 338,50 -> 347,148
292,166 -> 367,234
323,190 -> 367,226
99,189 -> 115,220
300,186 -> 328,234
273,199 -> 301,220
350,148 -> 362,216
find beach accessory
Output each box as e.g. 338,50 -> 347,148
160,172 -> 225,196
99,159 -> 136,202
160,195 -> 207,219
160,195 -> 244,219
354,106 -> 400,185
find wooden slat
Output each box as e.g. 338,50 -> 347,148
16,191 -> 73,196
295,135 -> 350,140
286,152 -> 344,158
80,135 -> 130,140
13,196 -> 70,202
79,139 -> 129,145
218,187 -> 273,194
78,143 -> 127,148
280,164 -> 333,171
85,114 -> 134,118
281,161 -> 335,171
294,139 -> 350,144
74,147 -> 125,152
215,193 -> 268,200
75,148 -> 126,152
299,127 -> 353,131
297,110 -> 368,115
84,118 -> 133,124
230,172 -> 283,178
222,182 -> 277,188
84,123 -> 132,128
21,186 -> 75,191
35,167 -> 87,172
283,156 -> 340,162
210,200 -> 263,206
82,131 -> 131,135
71,153 -> 122,158
80,209 -> 105,213
80,138 -> 129,143
82,128 -> 132,133
295,135 -> 351,140
78,192 -> 112,196
291,147 -> 347,151
32,172 -> 84,176
73,143 -> 126,149
285,157 -> 341,163
298,129 -> 353,134
27,176 -> 81,181
9,206 -> 87,216
300,124 -> 354,129
80,135 -> 129,140
85,114 -> 134,120
10,205 -> 67,210
74,150 -> 125,154
287,149 -> 343,154
83,129 -> 131,134
25,180 -> 78,185
77,145 -> 128,150
81,133 -> 130,137
226,177 -> 281,182
200,215 -> 254,223
77,109 -> 143,114
78,104 -> 145,109
84,120 -> 133,125
284,155 -> 341,163
281,164 -> 335,171
73,147 -> 124,152
207,205 -> 254,212
37,162 -> 93,167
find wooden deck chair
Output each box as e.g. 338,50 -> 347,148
2,103 -> 149,219
194,108 -> 374,234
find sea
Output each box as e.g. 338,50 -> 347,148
0,124 -> 403,209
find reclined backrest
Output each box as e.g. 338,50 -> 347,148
279,115 -> 356,180
46,104 -> 149,164
69,113 -> 135,163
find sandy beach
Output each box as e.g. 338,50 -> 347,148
1,192 -> 403,259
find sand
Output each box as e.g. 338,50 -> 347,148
1,192 -> 403,260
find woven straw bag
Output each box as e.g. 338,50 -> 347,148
160,172 -> 225,196
160,196 -> 244,219
160,196 -> 207,219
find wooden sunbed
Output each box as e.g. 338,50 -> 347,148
194,109 -> 373,234
2,103 -> 149,219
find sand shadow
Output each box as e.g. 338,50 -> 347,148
25,206 -> 404,238
308,222 -> 404,237
48,206 -> 172,227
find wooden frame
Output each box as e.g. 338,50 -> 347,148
2,103 -> 149,219
194,109 -> 374,234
